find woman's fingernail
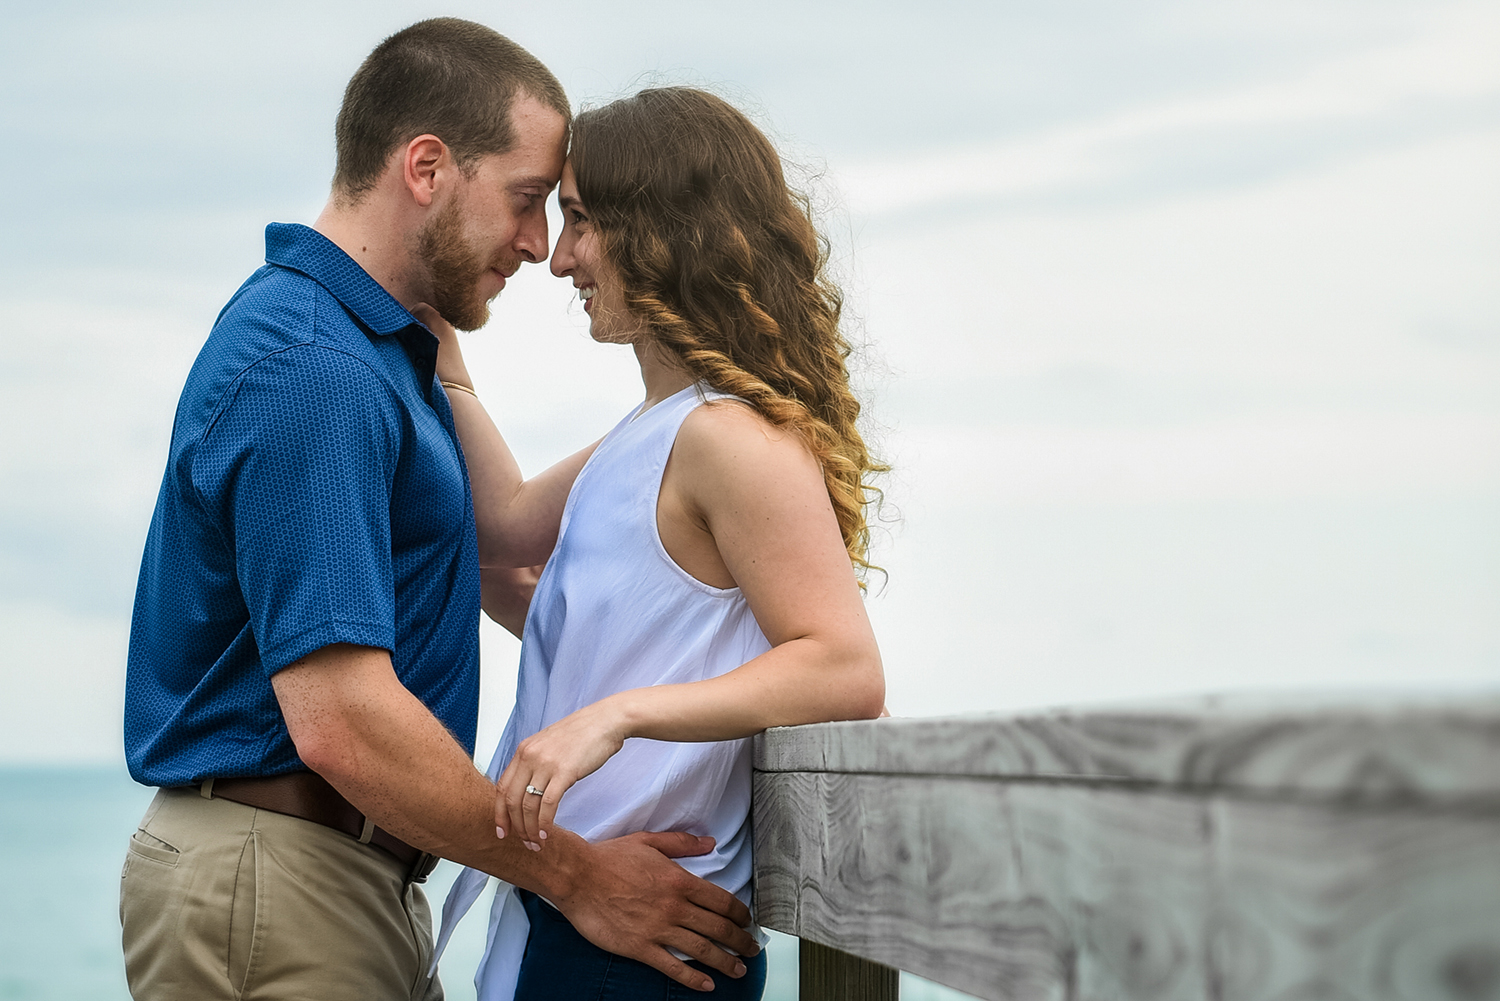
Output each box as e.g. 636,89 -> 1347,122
538,829 -> 547,841
525,841 -> 540,852
734,962 -> 746,977
496,826 -> 505,839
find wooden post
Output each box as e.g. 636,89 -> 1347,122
800,938 -> 898,1001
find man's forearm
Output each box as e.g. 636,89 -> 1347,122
272,642 -> 758,990
272,643 -> 582,897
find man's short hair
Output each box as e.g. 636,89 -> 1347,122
333,18 -> 570,201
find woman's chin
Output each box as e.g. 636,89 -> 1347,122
589,324 -> 643,346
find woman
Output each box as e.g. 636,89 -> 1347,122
432,87 -> 886,1000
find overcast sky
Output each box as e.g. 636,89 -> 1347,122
2,0 -> 1497,762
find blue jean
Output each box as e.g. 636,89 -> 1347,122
512,890 -> 767,1001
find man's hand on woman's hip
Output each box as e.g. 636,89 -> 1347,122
554,830 -> 759,993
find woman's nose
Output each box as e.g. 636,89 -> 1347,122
550,237 -> 573,278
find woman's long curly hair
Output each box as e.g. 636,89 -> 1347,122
571,87 -> 886,578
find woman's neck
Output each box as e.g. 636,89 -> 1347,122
634,341 -> 696,413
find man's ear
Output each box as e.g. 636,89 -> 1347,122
401,135 -> 449,208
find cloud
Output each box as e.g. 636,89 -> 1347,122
856,129 -> 1500,391
899,414 -> 1500,507
0,603 -> 127,762
838,5 -> 1500,217
2,1 -> 1497,760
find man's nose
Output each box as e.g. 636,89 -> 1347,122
515,213 -> 548,264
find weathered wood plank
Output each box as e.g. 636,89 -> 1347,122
800,939 -> 899,1001
753,693 -> 1500,801
752,770 -> 1500,1001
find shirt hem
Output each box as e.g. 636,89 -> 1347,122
260,620 -> 394,675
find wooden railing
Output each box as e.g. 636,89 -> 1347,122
750,693 -> 1500,1001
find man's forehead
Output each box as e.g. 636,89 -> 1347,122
511,95 -> 569,150
508,172 -> 563,189
477,146 -> 565,189
481,97 -> 568,185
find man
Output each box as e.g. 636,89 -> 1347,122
120,18 -> 757,1000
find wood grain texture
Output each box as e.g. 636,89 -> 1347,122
800,939 -> 899,1001
753,692 -> 1500,802
753,771 -> 1500,1001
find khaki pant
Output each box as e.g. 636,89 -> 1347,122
120,786 -> 442,1001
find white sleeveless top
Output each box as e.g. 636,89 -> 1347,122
436,382 -> 770,1000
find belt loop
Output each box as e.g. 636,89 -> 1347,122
358,815 -> 375,844
200,777 -> 215,800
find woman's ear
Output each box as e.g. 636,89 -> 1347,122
401,134 -> 449,208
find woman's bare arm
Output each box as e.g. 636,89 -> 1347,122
497,401 -> 884,847
481,565 -> 543,638
414,303 -> 598,568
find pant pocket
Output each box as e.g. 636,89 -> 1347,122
228,831 -> 259,996
121,830 -> 188,990
126,828 -> 181,867
403,881 -> 440,1001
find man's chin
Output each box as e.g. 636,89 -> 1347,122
438,297 -> 491,333
459,287 -> 511,331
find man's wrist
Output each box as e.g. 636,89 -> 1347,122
522,827 -> 591,902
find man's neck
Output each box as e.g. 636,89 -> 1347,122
313,197 -> 426,310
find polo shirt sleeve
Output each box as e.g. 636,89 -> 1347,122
195,344 -> 402,674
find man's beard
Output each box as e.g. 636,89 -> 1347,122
416,197 -> 518,332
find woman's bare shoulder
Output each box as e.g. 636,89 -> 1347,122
675,398 -> 822,490
679,398 -> 802,454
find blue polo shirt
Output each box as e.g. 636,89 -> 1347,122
125,223 -> 481,787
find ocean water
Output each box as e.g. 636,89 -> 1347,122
0,767 -> 970,1000
0,767 -> 153,999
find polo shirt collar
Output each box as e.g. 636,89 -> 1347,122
264,222 -> 418,336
